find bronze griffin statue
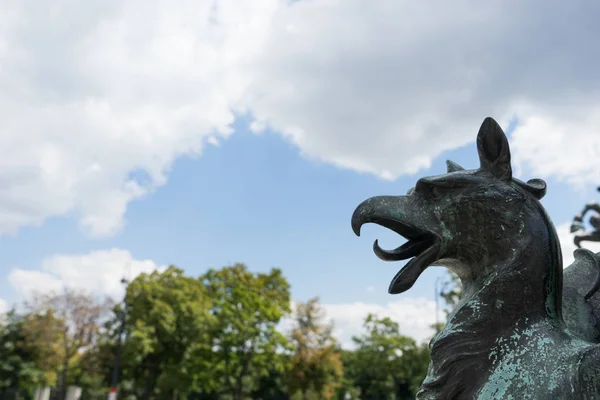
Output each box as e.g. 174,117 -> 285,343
351,118 -> 600,399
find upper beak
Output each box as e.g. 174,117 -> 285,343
351,195 -> 424,238
351,195 -> 441,294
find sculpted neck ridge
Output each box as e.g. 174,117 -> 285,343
421,207 -> 564,399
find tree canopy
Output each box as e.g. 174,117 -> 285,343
0,264 -> 435,400
199,263 -> 291,400
344,314 -> 430,400
122,266 -> 214,399
286,297 -> 344,400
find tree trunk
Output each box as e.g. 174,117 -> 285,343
142,363 -> 158,400
233,347 -> 253,400
59,356 -> 69,400
233,379 -> 244,400
59,320 -> 70,400
233,366 -> 248,399
142,372 -> 152,400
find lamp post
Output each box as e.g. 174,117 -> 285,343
108,278 -> 129,400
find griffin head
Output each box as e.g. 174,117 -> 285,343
351,117 -> 547,294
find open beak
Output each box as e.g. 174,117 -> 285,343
351,195 -> 441,294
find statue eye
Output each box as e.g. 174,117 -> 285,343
431,186 -> 446,199
416,177 -> 469,198
430,183 -> 466,198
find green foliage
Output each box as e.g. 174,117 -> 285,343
249,359 -> 290,400
0,310 -> 45,394
20,288 -> 112,397
0,263 -> 437,400
199,263 -> 291,400
344,314 -> 430,400
285,297 -> 344,400
69,335 -> 116,399
122,266 -> 214,399
18,308 -> 64,385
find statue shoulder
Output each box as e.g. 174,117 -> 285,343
563,249 -> 600,342
575,345 -> 600,398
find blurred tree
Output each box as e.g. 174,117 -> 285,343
0,310 -> 45,396
335,351 -> 362,400
199,264 -> 291,400
249,357 -> 290,400
69,332 -> 117,400
21,288 -> 112,398
285,297 -> 344,400
19,307 -> 63,385
395,343 -> 430,398
346,314 -> 430,400
122,266 -> 214,400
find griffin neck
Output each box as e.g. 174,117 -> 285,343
418,202 -> 564,400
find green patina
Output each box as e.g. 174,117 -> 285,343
482,325 -> 589,399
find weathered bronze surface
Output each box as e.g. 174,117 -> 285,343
351,118 -> 600,399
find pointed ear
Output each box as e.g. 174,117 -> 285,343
446,160 -> 465,173
477,117 -> 512,180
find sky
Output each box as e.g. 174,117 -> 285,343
2,0 -> 600,347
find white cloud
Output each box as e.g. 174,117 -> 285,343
511,110 -> 600,189
8,248 -> 166,300
243,0 -> 600,185
557,222 -> 600,268
323,299 -> 438,347
2,0 -> 600,236
280,298 -> 437,348
0,0 -> 243,237
0,298 -> 7,313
